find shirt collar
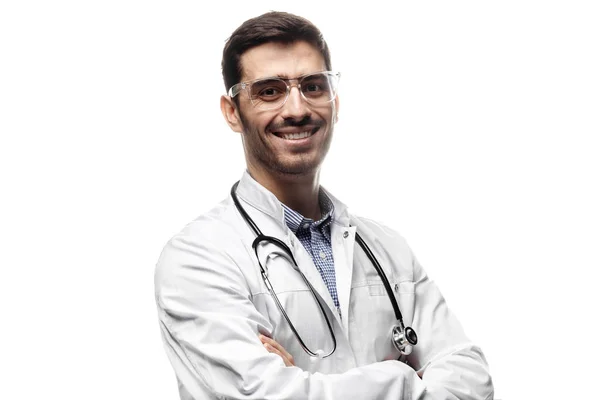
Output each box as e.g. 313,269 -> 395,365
234,170 -> 350,229
281,191 -> 335,234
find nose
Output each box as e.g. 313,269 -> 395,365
280,82 -> 311,120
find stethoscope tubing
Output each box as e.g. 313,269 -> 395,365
251,234 -> 337,358
354,233 -> 404,330
232,182 -> 337,357
231,181 -> 415,357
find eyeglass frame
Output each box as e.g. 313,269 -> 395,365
227,71 -> 341,110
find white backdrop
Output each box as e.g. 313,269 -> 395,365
1,1 -> 599,399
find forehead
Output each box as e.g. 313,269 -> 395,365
239,41 -> 326,82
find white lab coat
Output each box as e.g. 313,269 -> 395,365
155,171 -> 494,399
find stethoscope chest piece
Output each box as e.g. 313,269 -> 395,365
392,324 -> 418,355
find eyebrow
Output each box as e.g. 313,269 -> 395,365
251,74 -> 290,81
263,74 -> 289,80
254,71 -> 325,81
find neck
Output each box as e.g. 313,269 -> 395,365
247,166 -> 322,221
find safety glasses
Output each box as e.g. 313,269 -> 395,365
228,71 -> 341,111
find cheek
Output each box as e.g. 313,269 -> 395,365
241,113 -> 273,135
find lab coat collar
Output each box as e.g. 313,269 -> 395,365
236,170 -> 352,230
236,171 -> 286,227
320,186 -> 351,228
236,170 -> 355,336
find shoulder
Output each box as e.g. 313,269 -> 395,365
349,213 -> 417,279
154,197 -> 248,288
164,196 -> 240,250
351,214 -> 410,248
325,187 -> 413,260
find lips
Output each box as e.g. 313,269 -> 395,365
277,131 -> 312,140
272,126 -> 320,140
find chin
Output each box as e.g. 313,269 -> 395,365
272,158 -> 322,176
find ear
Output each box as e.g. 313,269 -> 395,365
220,95 -> 244,133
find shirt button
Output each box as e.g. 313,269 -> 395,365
343,231 -> 349,238
319,251 -> 327,259
303,223 -> 310,229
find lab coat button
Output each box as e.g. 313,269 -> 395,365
343,231 -> 349,238
394,283 -> 399,292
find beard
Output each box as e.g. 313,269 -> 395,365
238,110 -> 333,177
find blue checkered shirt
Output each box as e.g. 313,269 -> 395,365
281,192 -> 339,308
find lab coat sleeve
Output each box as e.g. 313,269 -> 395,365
155,231 -> 427,400
408,251 -> 494,400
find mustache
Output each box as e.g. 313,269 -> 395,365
268,116 -> 325,131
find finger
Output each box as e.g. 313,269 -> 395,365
259,335 -> 295,366
261,335 -> 282,351
264,343 -> 293,367
262,339 -> 291,363
262,341 -> 294,367
258,334 -> 270,343
260,335 -> 294,364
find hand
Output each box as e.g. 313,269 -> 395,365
259,334 -> 295,367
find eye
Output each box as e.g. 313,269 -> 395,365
251,79 -> 287,102
259,87 -> 284,97
304,83 -> 321,92
302,74 -> 330,97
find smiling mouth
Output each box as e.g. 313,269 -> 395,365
272,127 -> 320,140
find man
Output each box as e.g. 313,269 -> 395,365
155,11 -> 494,400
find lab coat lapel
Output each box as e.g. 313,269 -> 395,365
235,172 -> 341,324
236,171 -> 366,330
320,186 -> 355,335
287,232 -> 340,325
331,223 -> 356,335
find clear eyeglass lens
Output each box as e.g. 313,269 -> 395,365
301,73 -> 335,101
249,72 -> 338,110
250,79 -> 288,106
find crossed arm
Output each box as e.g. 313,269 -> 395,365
156,232 -> 494,399
260,335 -> 422,375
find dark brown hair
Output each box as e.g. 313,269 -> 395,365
221,11 -> 332,94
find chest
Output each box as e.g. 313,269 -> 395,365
242,230 -> 416,371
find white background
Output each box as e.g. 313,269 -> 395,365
1,1 -> 598,399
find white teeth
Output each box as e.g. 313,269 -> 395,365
279,131 -> 312,140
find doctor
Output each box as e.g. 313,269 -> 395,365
155,11 -> 494,400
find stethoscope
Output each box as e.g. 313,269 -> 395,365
231,182 -> 418,359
